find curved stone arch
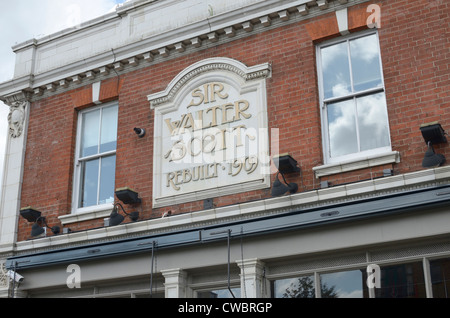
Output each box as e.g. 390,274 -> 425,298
148,57 -> 271,109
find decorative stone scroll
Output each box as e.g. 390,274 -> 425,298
7,101 -> 26,138
4,92 -> 29,138
0,261 -> 8,289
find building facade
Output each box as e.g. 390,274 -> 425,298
0,0 -> 449,298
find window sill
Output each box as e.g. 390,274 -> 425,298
313,151 -> 401,179
59,204 -> 113,225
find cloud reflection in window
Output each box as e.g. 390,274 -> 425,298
320,33 -> 390,160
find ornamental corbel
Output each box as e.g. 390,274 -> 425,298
4,91 -> 29,138
0,261 -> 8,289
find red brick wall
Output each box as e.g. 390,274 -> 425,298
17,0 -> 450,241
20,92 -> 77,239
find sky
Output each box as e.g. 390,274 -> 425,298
0,0 -> 128,197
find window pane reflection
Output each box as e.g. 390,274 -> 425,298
99,155 -> 116,205
431,258 -> 450,298
78,104 -> 118,209
350,34 -> 383,92
320,270 -> 364,298
319,32 -> 390,161
376,262 -> 426,298
80,159 -> 99,208
321,41 -> 351,99
273,276 -> 316,298
357,92 -> 390,151
271,260 -> 434,298
80,109 -> 100,157
327,99 -> 358,157
197,288 -> 241,298
100,105 -> 118,153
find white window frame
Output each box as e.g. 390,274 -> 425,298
316,30 -> 392,166
71,102 -> 118,215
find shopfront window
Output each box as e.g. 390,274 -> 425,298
272,261 -> 428,298
272,272 -> 363,298
320,269 -> 366,298
430,258 -> 450,298
375,262 -> 426,298
197,287 -> 241,298
272,275 -> 316,298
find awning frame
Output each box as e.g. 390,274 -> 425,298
7,184 -> 450,270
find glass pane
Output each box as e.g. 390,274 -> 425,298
273,276 -> 316,298
80,109 -> 100,157
134,292 -> 165,298
321,41 -> 352,99
350,34 -> 383,92
197,288 -> 241,298
80,159 -> 99,208
99,155 -> 116,205
327,99 -> 358,157
357,92 -> 390,151
100,105 -> 118,153
377,262 -> 426,298
320,269 -> 365,298
430,258 -> 450,298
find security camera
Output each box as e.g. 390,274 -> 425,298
134,128 -> 146,138
7,270 -> 24,283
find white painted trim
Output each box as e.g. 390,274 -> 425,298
313,151 -> 401,178
423,257 -> 433,298
0,101 -> 29,246
92,81 -> 102,105
59,203 -> 112,225
335,8 -> 349,35
161,269 -> 188,298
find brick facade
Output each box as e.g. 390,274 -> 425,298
15,0 -> 449,242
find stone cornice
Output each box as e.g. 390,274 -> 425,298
1,91 -> 30,106
0,0 -> 368,101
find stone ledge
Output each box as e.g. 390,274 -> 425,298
313,151 -> 401,178
7,165 -> 450,256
